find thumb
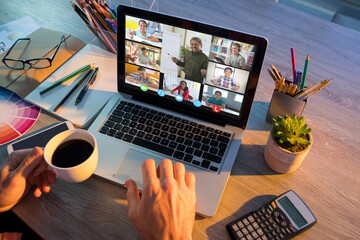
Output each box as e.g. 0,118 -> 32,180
125,179 -> 140,219
16,147 -> 44,178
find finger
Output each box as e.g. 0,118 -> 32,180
141,159 -> 158,185
47,171 -> 57,184
16,147 -> 44,178
125,179 -> 140,221
33,187 -> 42,198
32,157 -> 49,177
173,162 -> 185,183
158,159 -> 174,181
185,172 -> 196,192
4,148 -> 33,170
41,172 -> 51,193
33,175 -> 43,198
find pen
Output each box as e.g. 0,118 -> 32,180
40,63 -> 94,95
291,48 -> 297,83
53,68 -> 93,112
75,67 -> 99,105
301,54 -> 309,90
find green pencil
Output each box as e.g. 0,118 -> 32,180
301,54 -> 309,90
39,63 -> 94,95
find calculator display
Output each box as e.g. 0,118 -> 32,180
278,196 -> 307,228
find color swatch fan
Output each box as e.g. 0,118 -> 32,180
0,87 -> 40,145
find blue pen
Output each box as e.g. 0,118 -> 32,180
105,18 -> 117,33
75,67 -> 99,105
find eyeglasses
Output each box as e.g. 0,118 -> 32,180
2,35 -> 65,69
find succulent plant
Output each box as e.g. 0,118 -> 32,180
271,115 -> 312,146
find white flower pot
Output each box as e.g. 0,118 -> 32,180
264,132 -> 313,173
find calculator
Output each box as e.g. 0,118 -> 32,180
226,190 -> 317,240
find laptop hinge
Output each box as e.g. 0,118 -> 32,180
132,95 -> 227,127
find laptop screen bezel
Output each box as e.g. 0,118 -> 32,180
117,5 -> 267,129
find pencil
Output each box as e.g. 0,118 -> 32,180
291,48 -> 296,83
267,69 -> 277,81
271,64 -> 281,80
301,54 -> 309,90
54,68 -> 93,112
71,2 -> 110,51
40,64 -> 94,95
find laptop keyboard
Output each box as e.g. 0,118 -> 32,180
98,100 -> 232,172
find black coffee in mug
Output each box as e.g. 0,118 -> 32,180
52,139 -> 94,168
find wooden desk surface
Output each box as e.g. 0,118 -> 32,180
1,0 -> 359,239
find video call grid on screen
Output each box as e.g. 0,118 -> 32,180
124,15 -> 257,116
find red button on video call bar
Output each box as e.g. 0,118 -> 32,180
212,105 -> 221,113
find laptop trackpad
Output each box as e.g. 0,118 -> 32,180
113,148 -> 163,190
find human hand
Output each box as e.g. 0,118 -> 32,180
0,147 -> 56,212
126,159 -> 196,240
200,69 -> 206,76
171,57 -> 178,63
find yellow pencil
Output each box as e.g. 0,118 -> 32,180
271,64 -> 281,80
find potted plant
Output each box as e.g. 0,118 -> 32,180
264,114 -> 313,173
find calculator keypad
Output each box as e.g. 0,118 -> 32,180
227,201 -> 297,240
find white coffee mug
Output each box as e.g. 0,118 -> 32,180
44,129 -> 98,183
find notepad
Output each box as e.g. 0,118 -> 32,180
25,44 -> 117,128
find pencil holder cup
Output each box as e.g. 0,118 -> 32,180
266,90 -> 307,123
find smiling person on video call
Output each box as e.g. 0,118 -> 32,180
171,37 -> 208,83
206,90 -> 226,109
133,46 -> 155,68
171,80 -> 190,100
225,42 -> 246,68
126,67 -> 158,89
128,20 -> 160,43
211,67 -> 240,91
0,149 -> 196,240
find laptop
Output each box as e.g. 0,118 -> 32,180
88,5 -> 267,217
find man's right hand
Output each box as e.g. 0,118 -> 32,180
126,159 -> 196,240
171,57 -> 178,63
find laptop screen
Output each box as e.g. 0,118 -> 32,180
117,6 -> 267,128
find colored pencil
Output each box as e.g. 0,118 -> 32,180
301,54 -> 309,90
291,48 -> 296,83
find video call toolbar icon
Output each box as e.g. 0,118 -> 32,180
157,89 -> 165,97
140,84 -> 148,92
175,94 -> 183,102
193,100 -> 201,107
212,105 -> 221,113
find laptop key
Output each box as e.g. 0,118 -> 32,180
218,148 -> 225,157
198,124 -> 206,129
154,122 -> 162,129
122,134 -> 134,142
161,118 -> 169,124
174,117 -> 181,121
208,133 -> 217,139
201,160 -> 211,169
176,137 -> 185,143
190,122 -> 197,127
168,134 -> 176,141
185,147 -> 194,154
169,141 -> 177,149
160,132 -> 168,138
217,135 -> 230,143
168,120 -> 177,126
131,109 -> 139,115
127,103 -> 135,107
146,120 -> 154,126
219,143 -> 227,149
122,119 -> 130,126
169,127 -> 178,134
121,126 -> 130,133
206,127 -> 214,132
150,109 -> 158,114
161,125 -> 169,131
158,112 -> 165,117
153,115 -> 162,122
202,138 -> 210,144
192,128 -> 201,134
209,147 -> 218,155
139,118 -> 147,124
185,132 -> 194,139
210,140 -> 219,147
173,151 -> 184,160
184,154 -> 193,162
203,152 -> 222,163
109,115 -> 121,122
131,115 -> 140,121
181,119 -> 189,124
136,124 -> 145,130
112,109 -> 124,116
223,132 -> 231,137
184,139 -> 193,146
124,106 -> 132,112
107,129 -> 116,136
105,121 -> 115,128
153,136 -> 161,143
194,150 -> 202,157
120,100 -> 127,105
116,105 -> 125,111
201,144 -> 210,152
160,139 -> 169,146
145,134 -> 153,141
138,111 -> 147,117
100,126 -> 109,134
115,131 -> 124,139
114,124 -> 121,130
193,142 -> 201,149
200,130 -> 209,137
184,125 -> 193,131
146,113 -> 155,119
193,135 -> 202,142
152,129 -> 160,136
210,166 -> 218,172
132,137 -> 174,156
176,123 -> 185,129
165,114 -> 173,119
142,107 -> 150,112
129,121 -> 137,128
124,113 -> 132,119
177,130 -> 185,136
215,129 -> 223,134
144,126 -> 153,133
136,131 -> 145,138
192,160 -> 200,166
177,144 -> 186,151
129,129 -> 138,135
134,105 -> 142,109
